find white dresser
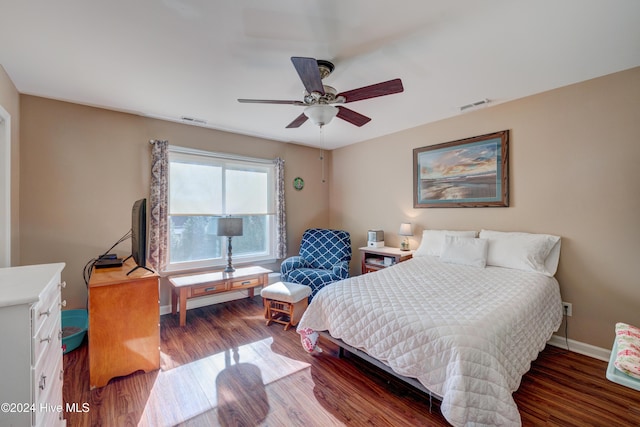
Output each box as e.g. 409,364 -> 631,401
0,263 -> 66,427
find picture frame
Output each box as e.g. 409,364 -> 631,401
413,130 -> 509,208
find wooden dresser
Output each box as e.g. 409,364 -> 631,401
0,263 -> 66,427
88,258 -> 159,389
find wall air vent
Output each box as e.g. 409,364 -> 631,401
181,116 -> 208,125
460,99 -> 490,112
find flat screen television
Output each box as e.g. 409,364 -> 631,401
127,198 -> 153,275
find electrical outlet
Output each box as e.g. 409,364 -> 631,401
562,302 -> 572,317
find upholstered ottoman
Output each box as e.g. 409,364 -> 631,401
260,282 -> 311,330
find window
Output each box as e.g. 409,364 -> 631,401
167,147 -> 276,271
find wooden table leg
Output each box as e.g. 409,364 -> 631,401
171,287 -> 178,316
179,287 -> 188,327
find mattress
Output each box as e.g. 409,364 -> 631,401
297,255 -> 563,426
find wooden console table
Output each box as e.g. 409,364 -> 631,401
88,258 -> 159,389
169,266 -> 272,326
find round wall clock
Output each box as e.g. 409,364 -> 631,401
293,177 -> 304,191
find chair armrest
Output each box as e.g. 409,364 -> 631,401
280,256 -> 308,279
332,261 -> 350,280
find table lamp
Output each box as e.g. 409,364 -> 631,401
399,222 -> 413,251
217,217 -> 243,272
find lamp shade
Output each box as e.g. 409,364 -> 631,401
304,104 -> 338,126
398,222 -> 413,236
217,217 -> 243,237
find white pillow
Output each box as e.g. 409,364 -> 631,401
479,230 -> 561,276
413,229 -> 478,257
440,235 -> 488,268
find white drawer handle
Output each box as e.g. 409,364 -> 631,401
39,374 -> 47,390
59,368 -> 64,381
60,300 -> 67,308
40,335 -> 51,343
59,281 -> 67,289
58,330 -> 63,340
39,309 -> 51,318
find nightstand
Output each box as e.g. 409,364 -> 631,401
359,246 -> 414,274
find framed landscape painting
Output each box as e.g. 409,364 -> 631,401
413,130 -> 509,208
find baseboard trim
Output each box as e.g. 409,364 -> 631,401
547,334 -> 611,361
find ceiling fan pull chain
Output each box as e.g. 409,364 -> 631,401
320,125 -> 326,183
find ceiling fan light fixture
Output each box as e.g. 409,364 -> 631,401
304,104 -> 338,127
238,57 -> 401,129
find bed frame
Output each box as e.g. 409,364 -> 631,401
318,331 -> 441,401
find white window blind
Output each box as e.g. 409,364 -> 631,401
167,147 -> 276,270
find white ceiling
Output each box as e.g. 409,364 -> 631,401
1,0 -> 639,150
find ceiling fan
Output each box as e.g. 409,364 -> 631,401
238,57 -> 404,128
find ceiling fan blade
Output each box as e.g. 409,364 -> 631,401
336,106 -> 371,127
286,113 -> 309,128
238,98 -> 305,106
291,57 -> 325,95
337,78 -> 404,103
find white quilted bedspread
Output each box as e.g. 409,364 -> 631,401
297,256 -> 563,427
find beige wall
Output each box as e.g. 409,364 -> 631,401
0,66 -> 21,266
19,96 -> 330,309
330,67 -> 640,349
15,67 -> 640,349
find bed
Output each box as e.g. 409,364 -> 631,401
297,230 -> 564,427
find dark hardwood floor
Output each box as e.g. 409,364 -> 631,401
63,296 -> 640,426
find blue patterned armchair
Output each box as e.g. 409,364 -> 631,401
280,228 -> 352,300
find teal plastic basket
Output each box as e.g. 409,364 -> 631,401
62,309 -> 88,354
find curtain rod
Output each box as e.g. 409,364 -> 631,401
149,140 -> 281,165
169,144 -> 275,164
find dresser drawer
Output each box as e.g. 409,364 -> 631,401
191,282 -> 229,297
31,272 -> 63,336
229,276 -> 262,290
36,387 -> 65,427
33,305 -> 61,367
34,354 -> 64,427
33,340 -> 63,410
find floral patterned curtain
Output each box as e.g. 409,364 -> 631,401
274,157 -> 287,258
148,139 -> 169,272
